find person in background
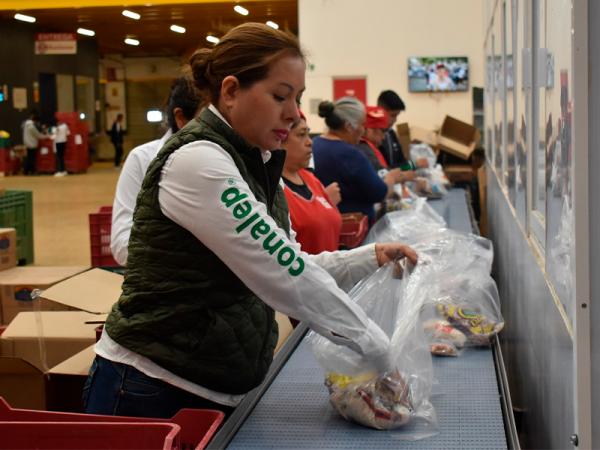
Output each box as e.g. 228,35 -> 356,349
84,23 -> 417,420
313,97 -> 389,223
282,111 -> 342,254
52,115 -> 70,177
22,110 -> 47,175
377,90 -> 411,169
111,75 -> 204,266
358,106 -> 415,189
109,113 -> 125,168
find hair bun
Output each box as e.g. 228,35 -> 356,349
318,101 -> 335,118
189,47 -> 214,91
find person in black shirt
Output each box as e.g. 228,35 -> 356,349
377,90 -> 410,168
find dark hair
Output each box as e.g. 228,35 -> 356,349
166,75 -> 204,132
190,22 -> 304,104
318,101 -> 343,129
377,90 -> 406,111
29,109 -> 39,120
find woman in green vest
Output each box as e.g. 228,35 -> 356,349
84,22 -> 418,419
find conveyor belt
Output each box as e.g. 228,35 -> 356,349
428,188 -> 473,234
227,342 -> 507,450
210,189 -> 510,450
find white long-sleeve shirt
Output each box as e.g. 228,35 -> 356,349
22,119 -> 44,148
111,130 -> 172,266
96,105 -> 388,406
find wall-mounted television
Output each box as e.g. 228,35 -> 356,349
408,56 -> 469,92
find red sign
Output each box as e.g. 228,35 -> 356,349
333,77 -> 367,105
35,33 -> 77,55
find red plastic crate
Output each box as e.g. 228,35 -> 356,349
0,149 -> 8,174
339,213 -> 369,249
0,397 -> 225,450
36,138 -> 56,174
7,149 -> 21,175
89,205 -> 119,267
0,421 -> 180,450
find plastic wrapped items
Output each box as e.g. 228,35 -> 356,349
310,262 -> 437,435
416,238 -> 502,356
404,163 -> 449,199
410,143 -> 437,169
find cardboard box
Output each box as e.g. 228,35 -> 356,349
410,126 -> 439,147
0,268 -> 122,411
0,344 -> 95,411
0,311 -> 105,371
0,266 -> 89,325
396,123 -> 439,161
444,164 -> 475,184
436,115 -> 481,160
0,228 -> 16,272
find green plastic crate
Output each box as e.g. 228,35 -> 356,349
0,190 -> 34,265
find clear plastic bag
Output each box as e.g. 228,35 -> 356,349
366,206 -> 501,357
420,269 -> 503,356
410,143 -> 437,169
365,200 -> 446,245
412,232 -> 502,356
309,262 -> 437,436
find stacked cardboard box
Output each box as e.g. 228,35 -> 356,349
0,268 -> 121,410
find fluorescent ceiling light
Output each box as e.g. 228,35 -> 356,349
234,5 -> 249,16
124,38 -> 140,46
170,24 -> 186,34
77,27 -> 95,37
14,13 -> 36,23
146,110 -> 163,123
122,10 -> 141,20
206,35 -> 219,44
266,21 -> 279,30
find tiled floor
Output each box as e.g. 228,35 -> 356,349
2,163 -> 119,266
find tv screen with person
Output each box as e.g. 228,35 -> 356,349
408,56 -> 469,92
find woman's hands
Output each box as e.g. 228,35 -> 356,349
325,182 -> 341,206
375,242 -> 418,266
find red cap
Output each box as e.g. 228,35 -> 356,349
365,106 -> 389,129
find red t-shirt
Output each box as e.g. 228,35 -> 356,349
283,169 -> 342,254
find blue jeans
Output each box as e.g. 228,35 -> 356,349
83,356 -> 234,419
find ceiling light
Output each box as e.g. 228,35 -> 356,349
206,35 -> 220,44
77,28 -> 95,37
146,110 -> 163,123
122,10 -> 141,20
124,37 -> 140,46
234,5 -> 249,16
14,13 -> 36,23
170,24 -> 186,34
266,21 -> 279,30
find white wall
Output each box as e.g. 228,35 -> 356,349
299,0 -> 485,133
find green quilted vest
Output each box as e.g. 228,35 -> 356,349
104,108 -> 291,395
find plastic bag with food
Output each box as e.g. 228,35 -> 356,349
410,143 -> 437,169
412,232 -> 502,356
309,261 -> 437,436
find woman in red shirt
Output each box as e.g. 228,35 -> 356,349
282,114 -> 342,254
